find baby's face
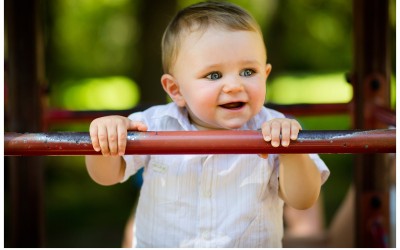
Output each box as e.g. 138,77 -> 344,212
171,27 -> 270,130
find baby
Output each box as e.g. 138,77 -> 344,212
85,1 -> 329,247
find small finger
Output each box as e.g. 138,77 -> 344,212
261,122 -> 271,141
281,120 -> 291,147
117,124 -> 128,156
290,120 -> 302,140
89,124 -> 101,152
270,121 -> 281,147
108,126 -> 118,156
98,125 -> 110,156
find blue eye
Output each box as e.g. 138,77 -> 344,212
206,72 -> 222,80
240,69 -> 255,77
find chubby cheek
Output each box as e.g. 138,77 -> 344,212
249,82 -> 266,111
184,87 -> 218,118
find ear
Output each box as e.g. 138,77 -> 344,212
265,63 -> 272,78
161,74 -> 186,107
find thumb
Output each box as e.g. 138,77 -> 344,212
127,120 -> 148,132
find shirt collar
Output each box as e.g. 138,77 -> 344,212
154,102 -> 271,131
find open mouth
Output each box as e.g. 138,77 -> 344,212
219,102 -> 245,110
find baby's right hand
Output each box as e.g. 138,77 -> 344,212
89,115 -> 148,156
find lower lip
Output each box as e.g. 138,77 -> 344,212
219,104 -> 246,111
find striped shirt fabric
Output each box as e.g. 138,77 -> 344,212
122,102 -> 330,247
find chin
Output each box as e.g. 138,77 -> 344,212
222,122 -> 246,130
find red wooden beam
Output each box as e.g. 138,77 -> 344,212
4,129 -> 395,156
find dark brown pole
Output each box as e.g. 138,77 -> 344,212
352,0 -> 391,247
5,0 -> 46,247
4,130 -> 396,156
134,0 -> 177,104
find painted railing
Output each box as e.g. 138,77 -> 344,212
5,129 -> 395,156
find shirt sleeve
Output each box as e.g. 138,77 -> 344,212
120,111 -> 148,183
308,153 -> 330,185
264,107 -> 330,185
270,153 -> 330,190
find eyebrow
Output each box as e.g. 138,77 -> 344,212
200,60 -> 263,72
238,59 -> 264,67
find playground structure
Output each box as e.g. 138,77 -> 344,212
4,129 -> 396,156
4,0 -> 395,247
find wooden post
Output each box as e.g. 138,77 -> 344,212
352,0 -> 391,247
5,0 -> 46,247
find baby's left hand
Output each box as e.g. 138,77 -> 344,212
261,118 -> 302,147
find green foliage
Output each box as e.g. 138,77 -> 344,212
51,76 -> 140,110
267,72 -> 352,104
267,0 -> 353,72
391,75 -> 396,109
47,0 -> 140,80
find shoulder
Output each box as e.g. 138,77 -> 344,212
260,106 -> 286,119
248,106 -> 286,129
127,103 -> 190,130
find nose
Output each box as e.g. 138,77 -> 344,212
222,76 -> 244,93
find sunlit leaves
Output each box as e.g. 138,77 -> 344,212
51,77 -> 140,110
267,73 -> 353,104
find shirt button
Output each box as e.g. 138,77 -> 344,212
204,190 -> 211,197
202,231 -> 210,239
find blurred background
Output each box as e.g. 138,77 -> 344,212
4,0 -> 396,247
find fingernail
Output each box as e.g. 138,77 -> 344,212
264,135 -> 271,141
272,141 -> 279,147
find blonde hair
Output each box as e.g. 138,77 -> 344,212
161,1 -> 264,74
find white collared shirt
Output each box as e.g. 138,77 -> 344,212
122,103 -> 330,247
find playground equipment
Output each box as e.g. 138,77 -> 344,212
5,129 -> 396,156
4,0 -> 395,247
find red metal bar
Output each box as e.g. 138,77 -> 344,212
6,0 -> 45,247
43,102 -> 396,129
4,129 -> 395,156
45,105 -> 150,124
45,103 -> 351,124
266,103 -> 350,117
373,105 -> 396,126
352,0 -> 392,247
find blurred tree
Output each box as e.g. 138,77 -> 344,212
267,0 -> 353,74
45,0 -> 140,80
45,0 -> 178,108
43,0 -> 395,110
134,0 -> 177,104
